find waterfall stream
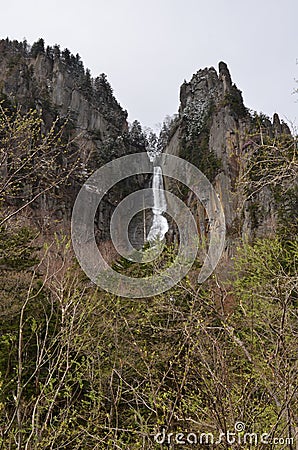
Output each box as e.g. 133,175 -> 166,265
147,165 -> 169,243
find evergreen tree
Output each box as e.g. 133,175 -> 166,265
22,38 -> 28,54
129,120 -> 146,147
46,45 -> 53,59
146,129 -> 158,151
75,53 -> 84,75
62,47 -> 71,63
53,44 -> 61,59
80,68 -> 93,99
94,73 -> 113,100
30,38 -> 45,57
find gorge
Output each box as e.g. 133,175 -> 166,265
0,38 -> 297,450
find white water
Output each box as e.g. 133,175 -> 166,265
147,166 -> 169,242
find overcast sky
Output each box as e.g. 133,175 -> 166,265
2,0 -> 298,130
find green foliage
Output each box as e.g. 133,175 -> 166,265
0,93 -> 13,110
239,131 -> 298,236
250,110 -> 272,128
230,237 -> 298,434
221,85 -> 248,118
0,225 -> 39,269
128,119 -> 147,148
0,233 -> 297,447
233,237 -> 298,299
275,183 -> 298,237
0,105 -> 84,225
30,38 -> 45,58
0,38 -> 297,448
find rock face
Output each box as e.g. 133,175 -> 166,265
165,61 -> 292,255
0,39 -> 127,134
1,40 -> 294,256
0,38 -> 145,242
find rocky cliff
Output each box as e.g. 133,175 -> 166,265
164,62 -> 294,259
0,38 -> 146,241
0,39 -> 127,134
1,39 -> 295,255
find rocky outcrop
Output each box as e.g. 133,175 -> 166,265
0,38 -> 145,241
0,39 -> 127,134
165,62 -> 292,253
1,40 -> 294,253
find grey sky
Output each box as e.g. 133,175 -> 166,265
2,0 -> 298,130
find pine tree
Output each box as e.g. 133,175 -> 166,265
129,120 -> 147,147
80,68 -> 93,99
62,48 -> 70,63
53,44 -> 60,59
46,45 -> 53,59
94,73 -> 113,100
30,38 -> 45,58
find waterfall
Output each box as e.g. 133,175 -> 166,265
147,165 -> 169,243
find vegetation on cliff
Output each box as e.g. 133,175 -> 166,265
0,40 -> 297,449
